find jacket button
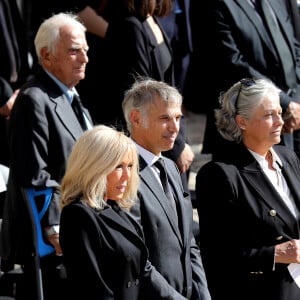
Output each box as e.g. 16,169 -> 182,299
269,209 -> 276,217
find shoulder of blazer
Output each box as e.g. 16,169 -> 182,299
162,156 -> 179,173
125,15 -> 144,26
21,69 -> 64,100
161,156 -> 183,187
273,144 -> 299,165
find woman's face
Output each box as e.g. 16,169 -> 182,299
106,152 -> 134,201
238,93 -> 284,153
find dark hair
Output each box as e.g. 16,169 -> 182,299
126,0 -> 173,19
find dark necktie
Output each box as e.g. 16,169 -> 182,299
71,94 -> 87,131
259,0 -> 297,87
154,158 -> 178,219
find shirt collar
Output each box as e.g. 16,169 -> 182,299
134,142 -> 161,166
248,147 -> 283,169
44,69 -> 77,103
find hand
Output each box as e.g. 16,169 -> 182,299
0,89 -> 19,119
176,143 -> 194,173
282,101 -> 300,133
274,239 -> 300,264
46,233 -> 63,256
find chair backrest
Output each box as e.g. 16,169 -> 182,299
22,187 -> 55,257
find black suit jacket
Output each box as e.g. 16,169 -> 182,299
202,0 -> 300,155
130,156 -> 211,300
0,69 -> 93,263
196,143 -> 300,300
60,200 -> 187,300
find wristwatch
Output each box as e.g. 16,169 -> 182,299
44,225 -> 60,237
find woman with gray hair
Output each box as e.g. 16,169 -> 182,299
195,78 -> 300,300
215,77 -> 281,143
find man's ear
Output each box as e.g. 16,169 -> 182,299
40,47 -> 52,66
130,109 -> 140,126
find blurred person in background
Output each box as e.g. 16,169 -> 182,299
198,0 -> 300,161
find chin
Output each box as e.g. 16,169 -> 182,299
273,137 -> 281,144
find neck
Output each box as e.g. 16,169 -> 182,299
265,150 -> 275,170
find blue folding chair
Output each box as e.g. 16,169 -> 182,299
22,187 -> 55,300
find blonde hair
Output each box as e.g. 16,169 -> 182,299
60,125 -> 139,210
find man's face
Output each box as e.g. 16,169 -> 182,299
131,95 -> 182,155
42,24 -> 89,88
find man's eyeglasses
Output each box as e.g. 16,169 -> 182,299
233,78 -> 256,109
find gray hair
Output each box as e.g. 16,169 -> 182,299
34,12 -> 86,63
215,78 -> 280,143
122,77 -> 182,133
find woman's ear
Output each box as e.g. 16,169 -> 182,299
236,114 -> 246,130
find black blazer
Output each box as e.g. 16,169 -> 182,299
196,143 -> 300,300
130,156 -> 211,300
0,69 -> 93,263
60,200 -> 187,300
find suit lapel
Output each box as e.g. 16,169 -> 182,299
236,0 -> 278,58
101,206 -> 147,250
143,16 -> 174,81
37,70 -> 86,140
281,164 -> 300,212
239,153 -> 300,237
139,158 -> 182,243
51,94 -> 84,140
269,0 -> 295,54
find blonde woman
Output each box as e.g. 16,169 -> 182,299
59,125 -> 186,300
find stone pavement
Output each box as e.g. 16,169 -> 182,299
185,111 -> 212,224
185,111 -> 212,193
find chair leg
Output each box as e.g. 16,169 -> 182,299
0,259 -> 23,299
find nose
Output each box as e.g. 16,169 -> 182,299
168,117 -> 180,132
276,113 -> 284,125
79,49 -> 89,63
121,166 -> 131,179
